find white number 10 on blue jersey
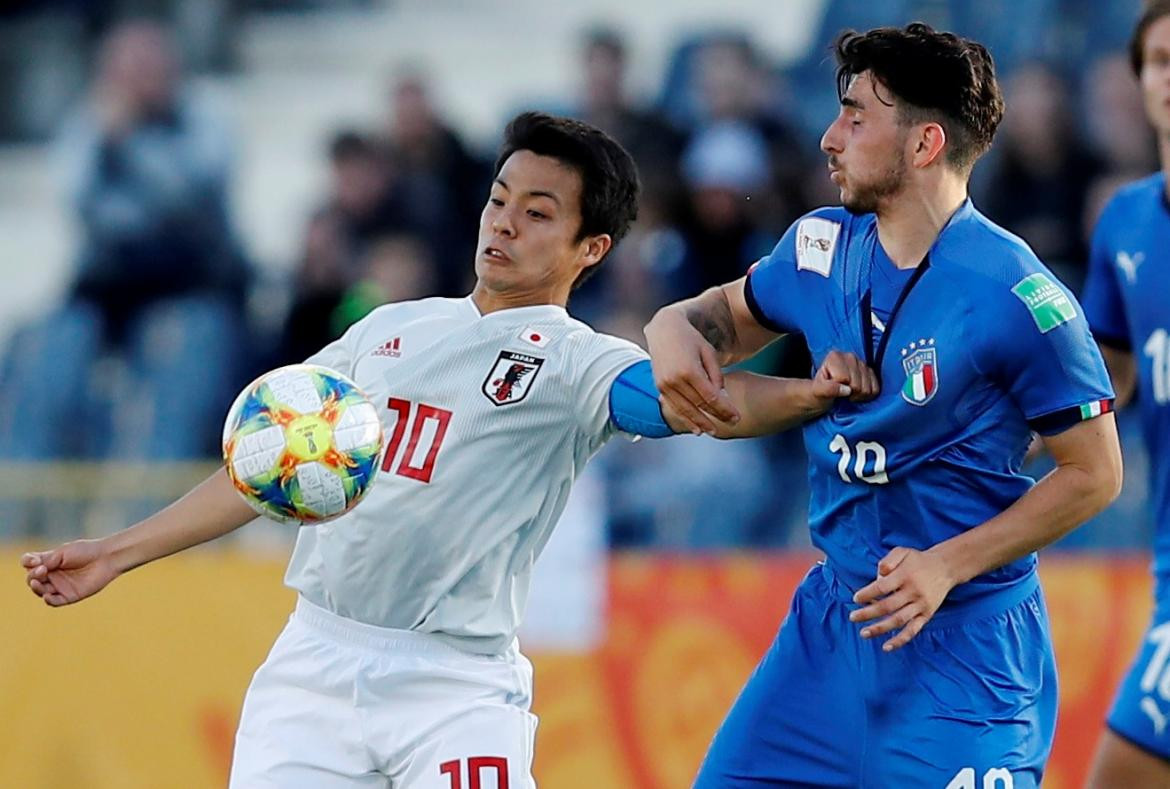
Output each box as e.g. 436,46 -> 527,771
829,434 -> 890,484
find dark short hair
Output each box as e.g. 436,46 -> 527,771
833,22 -> 1004,172
582,26 -> 625,61
1131,0 -> 1170,76
329,130 -> 379,162
494,111 -> 640,285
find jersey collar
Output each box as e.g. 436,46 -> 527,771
464,295 -> 569,322
922,197 -> 977,266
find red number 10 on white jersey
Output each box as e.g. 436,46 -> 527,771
381,398 -> 453,484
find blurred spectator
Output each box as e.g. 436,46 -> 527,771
331,234 -> 438,332
676,122 -> 775,293
695,35 -> 772,129
383,70 -> 490,295
564,27 -> 687,323
573,27 -> 684,180
328,130 -> 401,246
1083,53 -> 1158,182
1078,54 -> 1158,254
0,19 -> 247,461
689,34 -> 811,231
277,130 -> 400,364
980,63 -> 1102,290
278,210 -> 352,366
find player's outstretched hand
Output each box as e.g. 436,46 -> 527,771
814,350 -> 879,403
645,310 -> 739,435
848,546 -> 955,652
21,539 -> 119,607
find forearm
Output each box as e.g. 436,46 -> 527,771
927,462 -> 1119,586
650,286 -> 751,367
681,287 -> 743,365
712,373 -> 828,438
104,467 -> 258,574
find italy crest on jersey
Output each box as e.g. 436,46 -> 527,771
482,350 -> 544,406
900,339 -> 938,406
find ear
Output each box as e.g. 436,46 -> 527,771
911,122 -> 947,168
578,233 -> 613,270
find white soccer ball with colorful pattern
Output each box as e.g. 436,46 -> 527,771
222,364 -> 384,524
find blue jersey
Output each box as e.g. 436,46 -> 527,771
746,201 -> 1114,605
1082,173 -> 1170,581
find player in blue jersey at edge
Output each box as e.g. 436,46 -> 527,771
646,23 -> 1124,788
1084,3 -> 1170,786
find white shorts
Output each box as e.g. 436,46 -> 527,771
229,596 -> 538,788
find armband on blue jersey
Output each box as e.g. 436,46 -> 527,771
1028,398 -> 1115,436
608,360 -> 676,438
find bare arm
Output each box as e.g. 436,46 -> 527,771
105,467 -> 257,571
677,279 -> 781,367
850,413 -> 1122,651
644,277 -> 783,434
660,351 -> 879,439
929,412 -> 1123,582
23,467 -> 258,606
1100,344 -> 1137,409
663,374 -> 829,438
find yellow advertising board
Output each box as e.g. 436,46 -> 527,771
0,550 -> 1151,788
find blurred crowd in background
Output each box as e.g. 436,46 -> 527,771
0,0 -> 1158,550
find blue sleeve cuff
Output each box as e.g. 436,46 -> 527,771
1028,398 -> 1115,436
743,272 -> 788,334
609,360 -> 677,438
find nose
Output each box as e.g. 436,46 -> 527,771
820,115 -> 844,157
491,205 -> 517,238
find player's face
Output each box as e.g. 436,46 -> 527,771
1140,15 -> 1170,135
820,71 -> 908,214
475,150 -> 606,302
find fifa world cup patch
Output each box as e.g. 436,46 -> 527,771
900,338 -> 938,406
1011,273 -> 1076,333
795,217 -> 840,277
482,350 -> 544,406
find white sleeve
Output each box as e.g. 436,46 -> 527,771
570,331 -> 649,442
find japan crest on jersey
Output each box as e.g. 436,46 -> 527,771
900,339 -> 938,406
483,350 -> 544,406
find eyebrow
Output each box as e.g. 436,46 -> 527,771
841,96 -> 864,110
493,178 -> 561,205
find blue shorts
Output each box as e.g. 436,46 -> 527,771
1105,584 -> 1170,762
694,563 -> 1057,788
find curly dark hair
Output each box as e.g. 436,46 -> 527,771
833,22 -> 1004,173
1130,0 -> 1170,76
494,112 -> 639,287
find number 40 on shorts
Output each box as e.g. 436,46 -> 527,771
945,767 -> 1014,789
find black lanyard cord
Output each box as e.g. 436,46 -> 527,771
863,256 -> 932,371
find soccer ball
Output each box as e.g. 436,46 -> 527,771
222,364 -> 384,524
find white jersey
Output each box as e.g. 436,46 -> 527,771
287,295 -> 647,654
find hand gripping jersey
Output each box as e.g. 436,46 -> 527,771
745,201 -> 1114,605
1083,173 -> 1170,581
289,296 -> 646,654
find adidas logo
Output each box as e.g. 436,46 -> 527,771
372,337 -> 402,358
